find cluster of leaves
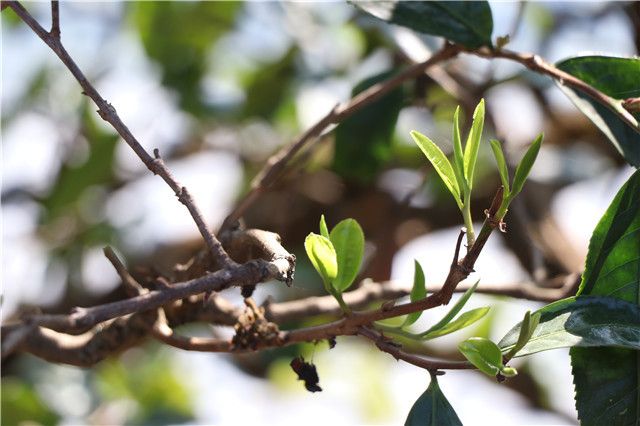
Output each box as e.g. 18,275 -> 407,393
303,1 -> 640,423
378,266 -> 489,343
304,215 -> 365,313
411,99 -> 543,245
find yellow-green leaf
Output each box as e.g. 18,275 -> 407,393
411,130 -> 462,209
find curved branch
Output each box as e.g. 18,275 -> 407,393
4,0 -> 233,268
220,43 -> 462,230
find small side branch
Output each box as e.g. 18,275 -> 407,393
50,0 -> 59,38
221,43 -> 462,230
357,326 -> 472,371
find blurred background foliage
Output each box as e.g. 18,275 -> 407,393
2,1 -> 638,424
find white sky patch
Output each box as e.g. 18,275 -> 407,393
81,246 -> 120,295
106,151 -> 242,250
552,166 -> 635,257
2,112 -> 62,194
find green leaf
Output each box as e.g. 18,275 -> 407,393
405,373 -> 463,426
334,70 -> 404,183
411,130 -> 462,209
403,260 -> 427,327
503,310 -> 540,360
304,233 -> 338,288
451,106 -> 467,195
463,99 -> 485,190
319,215 -> 330,240
419,280 -> 480,337
354,1 -> 493,49
570,169 -> 640,425
510,133 -> 543,199
458,337 -> 503,377
498,296 -> 640,357
489,139 -> 510,194
556,56 -> 640,167
577,169 -> 640,297
329,219 -> 365,292
422,307 -> 490,340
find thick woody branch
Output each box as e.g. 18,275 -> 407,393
174,228 -> 295,284
14,313 -> 157,367
21,258 -> 289,335
5,1 -> 233,268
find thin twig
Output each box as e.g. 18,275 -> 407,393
221,43 -> 462,231
357,326 -> 472,371
467,47 -> 639,130
50,0 -> 59,38
103,246 -> 146,296
24,258 -> 289,334
5,1 -> 233,268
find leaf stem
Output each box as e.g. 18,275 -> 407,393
462,195 -> 475,247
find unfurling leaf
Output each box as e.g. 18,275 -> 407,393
503,310 -> 540,360
463,99 -> 485,189
422,307 -> 490,340
419,280 -> 480,338
319,214 -> 330,239
451,107 -> 466,195
510,133 -> 543,199
304,233 -> 337,290
403,260 -> 427,327
458,337 -> 503,377
329,218 -> 365,292
405,372 -> 463,426
411,130 -> 462,209
489,139 -> 510,194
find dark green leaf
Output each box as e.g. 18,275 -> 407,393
333,71 -> 404,183
355,1 -> 493,49
403,260 -> 427,327
304,233 -> 338,289
499,296 -> 640,357
577,169 -> 640,297
510,133 -> 543,199
463,99 -> 485,190
489,139 -> 510,194
422,307 -> 490,340
570,169 -> 640,425
411,130 -> 462,209
458,337 -> 503,377
419,280 -> 479,337
405,373 -> 463,426
329,219 -> 365,292
556,56 -> 640,167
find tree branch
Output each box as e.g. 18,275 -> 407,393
220,43 -> 462,231
357,326 -> 472,371
466,46 -> 639,131
5,0 -> 233,269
